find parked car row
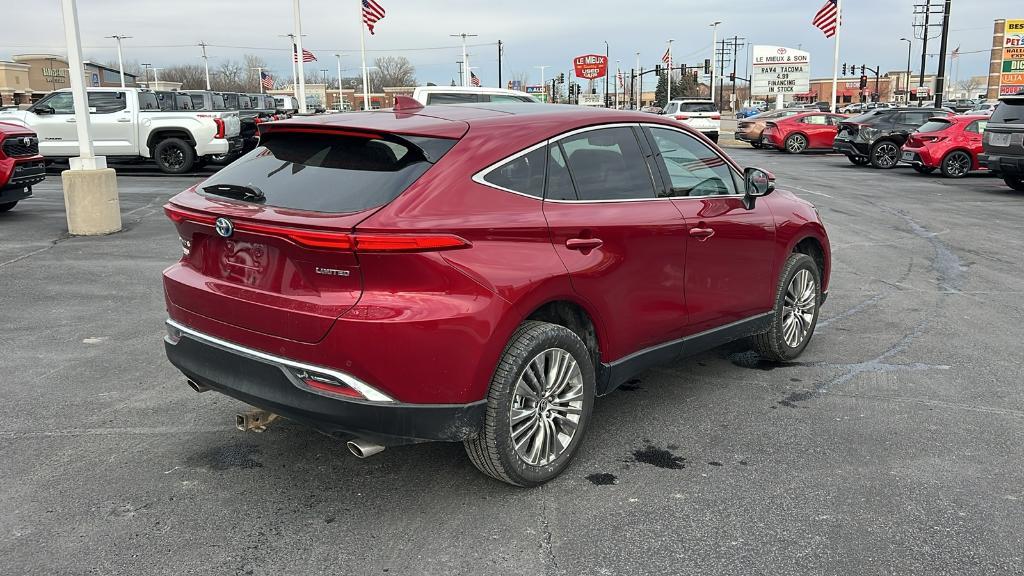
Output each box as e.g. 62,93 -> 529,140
738,94 -> 1024,191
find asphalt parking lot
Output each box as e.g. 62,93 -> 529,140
2,150 -> 1022,575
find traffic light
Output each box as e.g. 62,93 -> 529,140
704,59 -> 711,74
692,70 -> 699,83
860,65 -> 866,75
729,72 -> 735,82
655,64 -> 662,75
842,63 -> 847,75
681,64 -> 687,76
859,74 -> 868,89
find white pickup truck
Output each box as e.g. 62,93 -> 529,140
0,88 -> 241,174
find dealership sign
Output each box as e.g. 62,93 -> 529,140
751,46 -> 810,96
573,54 -> 608,80
1001,19 -> 1024,96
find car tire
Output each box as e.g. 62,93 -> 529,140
708,133 -> 720,144
1004,176 -> 1024,191
846,154 -> 869,166
751,140 -> 763,149
785,134 -> 808,154
751,253 -> 821,362
153,138 -> 196,174
464,320 -> 595,487
940,150 -> 972,178
912,165 -> 936,174
0,201 -> 17,212
869,141 -> 901,169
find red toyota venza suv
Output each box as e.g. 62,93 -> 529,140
163,100 -> 831,486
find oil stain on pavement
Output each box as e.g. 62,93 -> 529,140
632,445 -> 686,470
186,443 -> 264,471
586,473 -> 619,485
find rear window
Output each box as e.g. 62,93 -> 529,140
426,93 -> 480,105
846,110 -> 887,124
916,119 -> 952,133
198,132 -> 456,213
678,102 -> 717,113
189,94 -> 205,109
991,100 -> 1024,124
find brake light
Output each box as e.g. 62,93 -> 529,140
918,135 -> 947,143
163,205 -> 470,252
674,115 -> 689,120
710,114 -> 721,120
213,117 -> 225,139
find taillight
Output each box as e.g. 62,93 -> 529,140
674,115 -> 689,120
710,114 -> 721,120
213,117 -> 225,139
918,135 -> 947,143
163,205 -> 471,253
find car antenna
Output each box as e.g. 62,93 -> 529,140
393,96 -> 424,112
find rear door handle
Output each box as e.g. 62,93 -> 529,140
566,238 -> 603,251
689,227 -> 715,241
116,118 -> 131,122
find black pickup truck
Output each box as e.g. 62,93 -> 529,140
980,94 -> 1024,191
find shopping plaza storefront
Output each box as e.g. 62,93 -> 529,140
0,54 -> 137,107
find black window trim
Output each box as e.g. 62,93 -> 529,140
473,122 -> 734,203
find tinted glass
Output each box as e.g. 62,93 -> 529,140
560,127 -> 656,201
176,95 -> 194,110
483,146 -> 546,197
966,120 -> 987,134
88,92 -> 127,113
487,94 -> 531,103
678,102 -> 717,112
648,127 -> 738,197
222,93 -> 239,109
189,94 -> 205,109
917,119 -> 952,133
801,115 -> 828,125
847,110 -> 887,124
991,100 -> 1024,123
199,132 -> 455,213
426,93 -> 479,104
211,95 -> 226,110
546,144 -> 577,201
900,111 -> 934,126
138,92 -> 161,110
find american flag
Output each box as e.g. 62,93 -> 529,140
661,47 -> 672,66
293,45 -> 317,63
813,0 -> 840,38
363,0 -> 386,35
470,71 -> 481,87
617,70 -> 624,89
260,71 -> 274,90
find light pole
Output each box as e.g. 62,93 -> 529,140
197,41 -> 211,90
451,33 -> 478,86
901,37 -> 913,103
292,0 -> 308,114
635,52 -> 641,109
251,67 -> 264,93
710,21 -> 721,103
105,34 -> 132,88
335,54 -> 343,109
603,40 -> 610,107
152,67 -> 162,85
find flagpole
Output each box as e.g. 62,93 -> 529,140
360,4 -> 371,111
288,34 -> 298,105
293,0 -> 308,114
666,40 -> 673,104
256,67 -> 263,93
830,0 -> 842,114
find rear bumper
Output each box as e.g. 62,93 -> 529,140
832,139 -> 869,157
979,153 -> 1024,176
164,320 -> 485,445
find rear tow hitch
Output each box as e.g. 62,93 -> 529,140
235,410 -> 280,432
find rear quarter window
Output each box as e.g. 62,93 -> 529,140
198,132 -> 456,214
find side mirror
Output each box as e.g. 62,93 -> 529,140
32,105 -> 54,115
743,167 -> 775,209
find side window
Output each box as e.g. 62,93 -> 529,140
87,92 -> 127,113
647,127 -> 739,197
559,127 -> 656,201
801,115 -> 828,125
546,144 -> 577,201
966,120 -> 986,134
663,102 -> 678,114
36,92 -> 75,114
189,95 -> 205,109
426,93 -> 479,105
481,146 -> 546,197
138,92 -> 160,110
487,94 -> 526,103
177,95 -> 194,110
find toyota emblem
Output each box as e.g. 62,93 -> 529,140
215,217 -> 234,238
777,48 -> 787,55
22,137 -> 33,146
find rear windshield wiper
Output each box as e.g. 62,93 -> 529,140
202,183 -> 266,203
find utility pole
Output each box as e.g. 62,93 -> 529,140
932,0 -> 953,108
252,67 -> 263,93
709,21 -> 721,104
914,0 -> 943,104
105,34 -> 132,88
901,38 -> 912,102
604,40 -> 610,107
715,39 -> 731,111
450,33 -> 478,86
141,62 -> 151,86
497,40 -> 503,87
728,36 -> 746,111
197,41 -> 211,90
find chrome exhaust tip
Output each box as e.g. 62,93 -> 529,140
347,439 -> 386,459
187,379 -> 209,393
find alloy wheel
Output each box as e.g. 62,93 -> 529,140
782,269 -> 817,348
944,151 -> 971,178
509,348 -> 584,466
786,134 -> 808,153
161,147 -> 185,170
873,143 -> 899,168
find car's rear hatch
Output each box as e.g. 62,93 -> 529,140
983,96 -> 1024,157
163,114 -> 468,344
671,102 -> 720,130
904,117 -> 954,148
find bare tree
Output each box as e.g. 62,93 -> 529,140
160,64 -> 208,90
214,59 -> 246,91
509,71 -> 530,89
956,77 -> 983,99
369,56 -> 416,91
103,59 -> 143,78
243,54 -> 270,92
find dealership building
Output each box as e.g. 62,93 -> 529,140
0,54 -> 138,107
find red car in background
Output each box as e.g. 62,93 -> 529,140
762,112 -> 848,154
900,115 -> 988,178
162,101 -> 831,486
0,121 -> 45,212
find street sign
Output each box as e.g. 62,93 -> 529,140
1000,20 -> 1024,96
751,46 -> 810,96
525,85 -> 545,94
573,54 -> 608,80
579,94 -> 602,106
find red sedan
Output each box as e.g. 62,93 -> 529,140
162,99 -> 831,485
900,115 -> 988,178
762,112 -> 848,154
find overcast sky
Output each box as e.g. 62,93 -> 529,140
2,0 -> 1018,87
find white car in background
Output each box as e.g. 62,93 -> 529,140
661,99 -> 721,143
409,86 -> 541,105
965,102 -> 999,116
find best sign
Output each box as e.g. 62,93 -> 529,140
751,46 -> 811,96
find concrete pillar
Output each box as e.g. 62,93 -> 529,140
61,168 -> 121,235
